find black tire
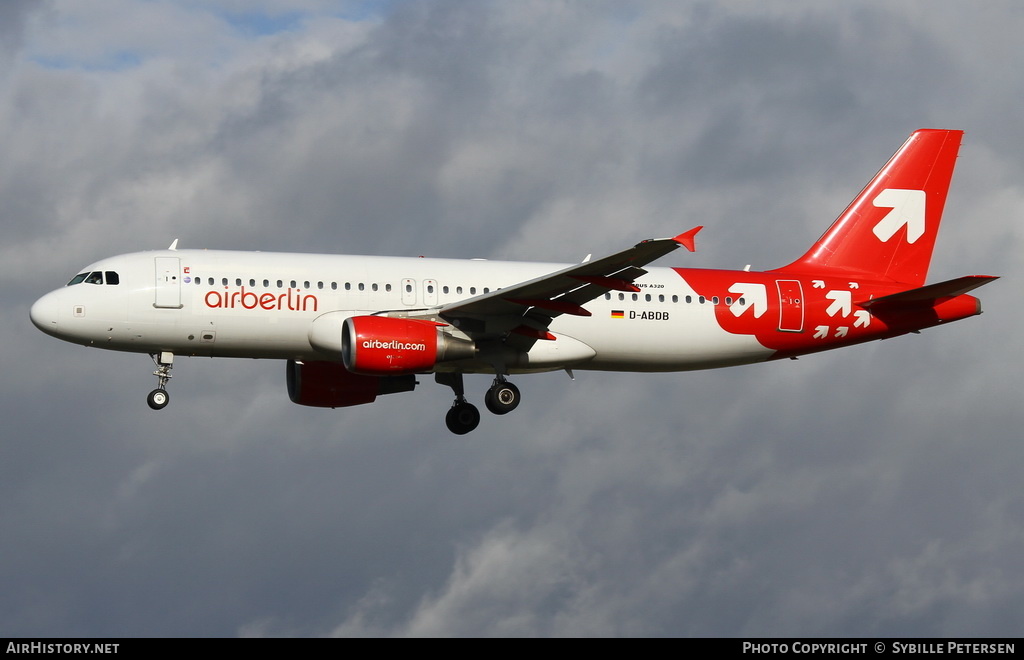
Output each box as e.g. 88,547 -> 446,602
147,388 -> 169,410
484,382 -> 520,415
445,402 -> 481,435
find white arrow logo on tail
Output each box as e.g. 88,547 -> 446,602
729,283 -> 767,318
834,327 -> 849,338
825,290 -> 852,318
872,188 -> 926,244
814,326 -> 829,339
853,310 -> 871,328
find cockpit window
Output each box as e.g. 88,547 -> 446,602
67,271 -> 119,286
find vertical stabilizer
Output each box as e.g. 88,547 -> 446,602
775,129 -> 963,286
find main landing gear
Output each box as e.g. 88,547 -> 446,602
147,352 -> 174,410
436,373 -> 523,435
484,377 -> 520,415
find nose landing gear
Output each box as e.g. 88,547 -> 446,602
147,352 -> 173,410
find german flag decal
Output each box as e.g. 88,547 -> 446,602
611,310 -> 624,319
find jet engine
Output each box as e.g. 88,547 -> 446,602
341,315 -> 475,375
286,359 -> 416,408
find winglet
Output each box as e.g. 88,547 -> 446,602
168,239 -> 179,251
673,226 -> 703,253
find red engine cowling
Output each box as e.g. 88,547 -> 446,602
286,359 -> 415,408
342,316 -> 475,375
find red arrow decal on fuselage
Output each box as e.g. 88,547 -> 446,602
672,268 -> 981,359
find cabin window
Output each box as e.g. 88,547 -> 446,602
645,294 -> 652,302
331,282 -> 337,290
358,283 -> 365,291
386,284 -> 392,292
672,295 -> 678,303
372,283 -> 378,292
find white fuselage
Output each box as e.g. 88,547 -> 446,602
31,249 -> 771,374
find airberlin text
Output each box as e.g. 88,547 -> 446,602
203,287 -> 318,312
362,340 -> 426,351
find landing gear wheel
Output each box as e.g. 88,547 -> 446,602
484,381 -> 520,415
148,353 -> 174,410
147,388 -> 170,410
446,402 -> 481,435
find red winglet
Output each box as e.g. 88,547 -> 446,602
673,226 -> 703,252
570,275 -> 641,292
507,298 -> 592,317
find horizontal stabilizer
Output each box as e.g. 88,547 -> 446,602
859,275 -> 998,309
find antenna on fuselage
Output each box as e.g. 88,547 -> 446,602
168,239 -> 179,251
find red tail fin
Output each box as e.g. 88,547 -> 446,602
775,129 -> 963,286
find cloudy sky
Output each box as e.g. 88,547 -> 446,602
3,0 -> 1022,637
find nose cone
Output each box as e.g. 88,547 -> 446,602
30,290 -> 61,337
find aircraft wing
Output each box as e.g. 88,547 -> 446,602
438,227 -> 701,341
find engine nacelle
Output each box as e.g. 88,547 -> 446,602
286,359 -> 415,408
342,315 -> 475,375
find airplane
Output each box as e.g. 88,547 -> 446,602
30,129 -> 996,434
